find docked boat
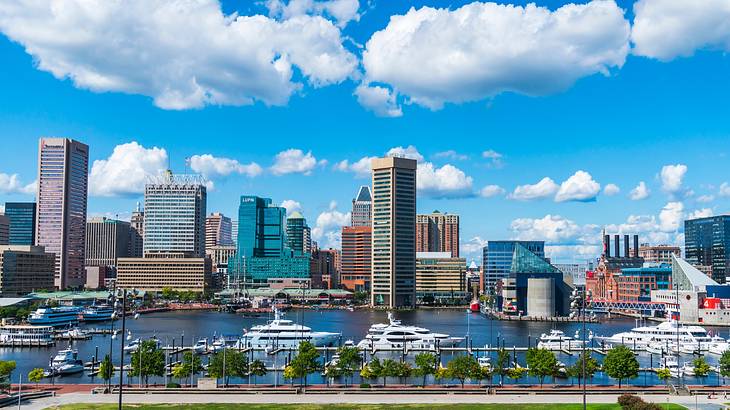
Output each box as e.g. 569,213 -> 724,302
356,312 -> 463,351
595,319 -> 718,350
81,305 -> 115,322
28,306 -> 82,327
681,363 -> 695,377
660,356 -> 683,378
0,324 -> 54,346
239,308 -> 340,349
708,340 -> 730,355
50,349 -> 84,375
57,327 -> 91,340
536,330 -> 587,350
125,337 -> 161,352
193,338 -> 209,354
645,340 -> 674,355
477,357 -> 491,368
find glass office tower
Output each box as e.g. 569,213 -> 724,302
483,240 -> 545,295
4,202 -> 36,245
685,215 -> 730,283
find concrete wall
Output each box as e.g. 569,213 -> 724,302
527,277 -> 555,317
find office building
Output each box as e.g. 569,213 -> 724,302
371,156 -> 417,308
311,248 -> 340,289
483,240 -> 544,295
85,217 -> 130,273
36,138 -> 89,289
85,265 -> 111,290
416,211 -> 459,257
341,225 -> 372,292
415,252 -> 467,305
351,186 -> 372,227
0,245 -> 55,296
639,244 -> 681,264
116,253 -> 212,293
4,202 -> 36,245
143,171 -> 207,257
231,220 -> 238,246
206,245 -> 236,288
286,212 -> 311,255
205,212 -> 233,249
685,215 -> 730,283
129,204 -> 144,258
0,215 -> 8,245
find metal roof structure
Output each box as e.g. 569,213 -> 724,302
672,254 -> 719,291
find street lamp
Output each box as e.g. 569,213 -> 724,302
115,288 -> 139,410
570,288 -> 592,410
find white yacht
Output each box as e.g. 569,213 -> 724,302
28,306 -> 82,327
356,312 -> 464,351
661,356 -> 683,378
537,330 -> 588,350
49,349 -> 84,375
645,340 -> 674,355
708,340 -> 730,355
595,320 -> 717,350
239,308 -> 340,349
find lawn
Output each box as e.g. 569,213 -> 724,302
54,404 -> 687,410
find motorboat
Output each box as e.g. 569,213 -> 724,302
193,338 -> 209,354
239,308 -> 340,349
81,305 -> 115,322
595,319 -> 718,350
49,349 -> 84,375
709,340 -> 730,355
356,312 -> 463,351
645,340 -> 674,355
536,330 -> 587,350
124,338 -> 141,352
661,356 -> 683,378
477,357 -> 491,368
28,306 -> 82,327
679,343 -> 701,355
206,334 -> 239,353
681,363 -> 695,377
58,327 -> 90,340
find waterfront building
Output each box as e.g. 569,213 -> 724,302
465,260 -> 481,294
416,211 -> 459,257
554,263 -> 589,286
508,244 -> 572,317
116,253 -> 212,292
0,245 -> 55,296
340,225 -> 372,292
0,215 -> 8,245
205,212 -> 233,249
4,202 -> 36,245
143,171 -> 207,257
310,248 -> 340,289
371,156 -> 417,308
84,265 -> 111,290
483,240 -> 544,297
639,244 -> 681,264
286,211 -> 311,255
85,217 -> 130,274
613,264 -> 672,302
35,138 -> 89,289
128,203 -> 144,258
206,245 -> 236,288
415,252 -> 467,305
586,233 -> 644,301
684,215 -> 730,283
351,186 -> 372,227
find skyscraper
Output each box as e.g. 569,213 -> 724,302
0,215 -> 8,245
351,186 -> 372,227
36,138 -> 89,289
143,171 -> 207,257
371,156 -> 417,308
4,202 -> 36,245
416,211 -> 460,257
85,217 -> 131,272
286,211 -> 311,255
685,215 -> 730,283
205,212 -> 233,249
129,203 -> 144,258
341,225 -> 372,292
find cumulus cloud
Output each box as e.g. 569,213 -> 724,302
555,171 -> 600,202
632,0 -> 730,61
188,154 -> 262,179
480,185 -> 505,198
0,173 -> 36,195
386,145 -> 423,162
481,150 -> 504,168
281,199 -> 303,216
461,236 -> 488,260
658,201 -> 684,232
603,183 -> 620,196
511,214 -> 599,244
270,149 -> 322,175
417,162 -> 474,199
0,0 -> 357,110
354,84 -> 403,118
311,200 -> 350,248
660,164 -> 688,195
266,0 -> 361,28
89,142 -> 167,197
509,177 -> 559,201
546,245 -> 602,262
433,150 -> 468,161
687,208 -> 713,220
362,1 -> 630,110
719,182 -> 730,197
334,156 -> 376,178
629,181 -> 650,200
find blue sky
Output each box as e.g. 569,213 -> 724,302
0,0 -> 729,263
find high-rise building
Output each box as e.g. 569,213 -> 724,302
310,248 -> 340,289
685,215 -> 730,283
639,244 -> 681,264
351,186 -> 372,227
286,211 -> 311,255
483,240 -> 544,295
231,220 -> 238,247
4,202 -> 36,245
85,217 -> 131,273
341,225 -> 372,292
129,203 -> 144,258
143,171 -> 207,257
0,245 -> 56,296
371,156 -> 417,308
416,211 -> 459,257
205,212 -> 233,249
415,252 -> 467,305
36,138 -> 89,289
0,215 -> 8,245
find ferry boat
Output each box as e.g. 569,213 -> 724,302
356,312 -> 464,351
536,330 -> 588,350
28,306 -> 82,327
49,349 -> 84,375
0,324 -> 54,346
81,305 -> 115,322
595,319 -> 718,350
239,308 -> 340,349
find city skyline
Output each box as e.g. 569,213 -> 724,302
1,0 -> 730,264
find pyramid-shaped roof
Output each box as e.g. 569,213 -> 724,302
288,211 -> 304,219
510,243 -> 561,274
355,186 -> 372,202
672,254 -> 718,291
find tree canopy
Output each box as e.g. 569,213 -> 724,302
446,355 -> 481,388
287,341 -> 321,387
414,352 -> 438,387
526,348 -> 558,387
207,349 -> 249,386
129,340 -> 165,386
603,345 -> 639,387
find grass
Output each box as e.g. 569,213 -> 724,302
53,404 -> 688,410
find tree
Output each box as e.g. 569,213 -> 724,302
526,348 -> 558,387
494,348 -> 510,386
380,359 -> 400,387
0,360 -> 16,391
27,368 -> 44,388
446,355 -> 480,388
395,361 -> 412,385
656,368 -> 672,385
161,287 -> 177,300
507,367 -> 527,384
472,365 -> 492,387
288,341 -> 320,387
98,355 -> 115,389
720,350 -> 730,380
129,340 -> 165,386
603,345 -> 639,387
172,352 -> 203,386
335,346 -> 361,387
208,349 -> 249,386
414,353 -> 438,387
248,360 -> 267,385
566,352 -> 599,387
693,357 -> 711,379
435,366 -> 449,385
359,362 -> 376,383
283,365 -> 297,386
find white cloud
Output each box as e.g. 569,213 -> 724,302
188,154 -> 262,178
481,149 -> 504,168
0,0 -> 357,110
632,0 -> 730,61
362,1 -> 630,110
555,170 -> 600,202
603,183 -> 620,196
687,208 -> 713,220
545,245 -> 602,262
479,185 -> 505,198
386,145 -> 423,162
266,0 -> 361,28
511,214 -> 599,244
629,181 -> 650,200
660,164 -> 687,194
658,201 -> 684,232
0,173 -> 35,195
719,182 -> 730,197
311,200 -> 350,248
334,156 -> 376,178
281,199 -> 302,216
509,177 -> 559,201
417,162 -> 473,199
433,150 -> 468,161
461,236 -> 488,260
354,84 -> 403,118
270,149 -> 321,175
89,142 -> 167,197
696,194 -> 715,203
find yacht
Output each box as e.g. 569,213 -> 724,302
537,330 -> 588,350
356,312 -> 464,351
81,305 -> 115,322
595,319 -> 718,350
50,349 -> 84,375
124,338 -> 141,352
0,324 -> 54,346
239,308 -> 340,349
193,338 -> 209,354
709,340 -> 730,355
661,356 -> 683,378
28,306 -> 82,327
645,340 -> 674,355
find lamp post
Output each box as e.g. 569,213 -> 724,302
116,288 -> 138,410
571,288 -> 592,410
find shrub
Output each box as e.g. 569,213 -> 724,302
166,382 -> 181,388
618,394 -> 660,410
359,383 -> 371,389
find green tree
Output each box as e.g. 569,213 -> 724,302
693,357 -> 711,379
129,340 -> 165,386
207,349 -> 249,386
525,348 -> 558,387
379,358 -> 400,387
472,364 -> 492,386
98,354 -> 115,389
603,345 -> 639,387
656,368 -> 672,385
335,346 -> 361,387
172,352 -> 203,386
359,362 -> 376,382
160,287 -> 177,300
434,366 -> 449,385
446,355 -> 480,388
248,360 -> 267,385
414,353 -> 438,387
0,360 -> 16,391
494,348 -> 510,386
720,350 -> 730,379
27,368 -> 44,388
566,352 -> 600,387
288,341 -> 320,387
395,361 -> 412,385
283,365 -> 296,386
507,367 -> 527,384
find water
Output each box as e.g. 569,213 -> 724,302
2,309 -> 728,386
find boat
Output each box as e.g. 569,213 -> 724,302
660,356 -> 683,378
477,357 -> 491,368
681,363 -> 695,376
239,308 -> 340,349
57,327 -> 90,340
356,312 -> 463,351
709,340 -> 730,355
193,338 -> 209,354
81,305 -> 115,322
645,340 -> 674,355
595,319 -> 719,350
124,338 -> 141,352
679,343 -> 701,355
536,330 -> 586,350
0,324 -> 54,346
49,349 -> 84,375
28,306 -> 82,327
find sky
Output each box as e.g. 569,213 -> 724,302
0,0 -> 729,264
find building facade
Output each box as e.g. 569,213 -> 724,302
286,212 -> 311,255
685,215 -> 730,283
639,244 -> 681,264
310,248 -> 340,289
4,202 -> 36,245
415,252 -> 467,305
85,217 -> 130,273
0,245 -> 55,296
206,245 -> 236,288
116,254 -> 212,292
129,204 -> 144,258
35,138 -> 89,289
416,211 -> 459,257
371,157 -> 417,308
205,212 -> 233,249
0,215 -> 7,245
143,171 -> 207,258
341,225 -> 372,292
483,241 -> 544,296
351,186 -> 372,227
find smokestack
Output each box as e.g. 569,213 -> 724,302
624,234 -> 630,260
633,235 -> 639,258
604,235 -> 611,257
614,235 -> 620,258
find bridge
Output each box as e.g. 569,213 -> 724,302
588,299 -> 677,316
